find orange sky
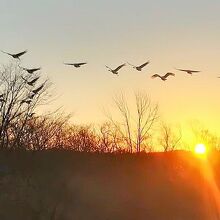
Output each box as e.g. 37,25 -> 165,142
1,0 -> 220,144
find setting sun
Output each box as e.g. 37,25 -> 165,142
194,144 -> 206,155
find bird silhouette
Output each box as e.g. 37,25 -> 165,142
1,50 -> 27,60
21,67 -> 41,74
20,99 -> 32,105
32,83 -> 45,94
127,61 -> 150,71
175,68 -> 200,75
151,72 -> 175,81
105,63 -> 126,75
64,62 -> 87,68
26,77 -> 40,86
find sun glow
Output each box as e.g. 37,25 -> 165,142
194,144 -> 206,155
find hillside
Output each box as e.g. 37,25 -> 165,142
0,150 -> 219,220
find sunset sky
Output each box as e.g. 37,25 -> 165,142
1,0 -> 220,138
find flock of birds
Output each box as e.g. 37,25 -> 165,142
65,59 -> 201,81
0,50 -> 47,107
104,62 -> 202,80
0,49 -> 203,82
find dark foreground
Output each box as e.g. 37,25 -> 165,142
0,150 -> 220,220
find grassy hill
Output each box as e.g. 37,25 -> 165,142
0,150 -> 220,220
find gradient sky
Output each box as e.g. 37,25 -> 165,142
1,0 -> 220,136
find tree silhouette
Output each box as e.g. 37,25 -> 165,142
159,123 -> 182,152
0,62 -> 51,149
107,92 -> 158,153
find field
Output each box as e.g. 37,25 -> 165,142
0,150 -> 220,220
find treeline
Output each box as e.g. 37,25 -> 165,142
3,115 -> 128,152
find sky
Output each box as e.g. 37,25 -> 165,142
0,0 -> 220,137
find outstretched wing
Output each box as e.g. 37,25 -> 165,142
30,67 -> 41,72
138,61 -> 150,69
105,65 -> 112,71
176,68 -> 200,73
164,72 -> 175,78
64,63 -> 75,66
76,62 -> 87,66
20,99 -> 28,104
1,50 -> 12,56
151,74 -> 161,79
187,70 -> 200,73
15,50 -> 27,57
28,77 -> 40,85
32,83 -> 44,94
114,63 -> 126,72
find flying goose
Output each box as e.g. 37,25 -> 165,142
32,84 -> 45,94
21,67 -> 41,74
20,99 -> 32,105
105,63 -> 126,75
175,68 -> 200,75
1,50 -> 27,60
64,62 -> 87,68
151,72 -> 175,81
22,76 -> 40,86
127,61 -> 150,71
27,77 -> 40,86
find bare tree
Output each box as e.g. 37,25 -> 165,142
106,92 -> 158,153
159,122 -> 182,152
16,114 -> 70,151
113,94 -> 133,152
135,92 -> 158,152
97,122 -> 125,153
191,121 -> 220,151
0,62 -> 51,149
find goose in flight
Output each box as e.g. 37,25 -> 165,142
1,50 -> 27,60
27,77 -> 40,86
32,83 -> 45,94
127,61 -> 150,71
20,99 -> 32,105
64,62 -> 87,68
175,68 -> 200,75
151,72 -> 175,81
105,63 -> 126,75
21,67 -> 41,74
22,76 -> 40,86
